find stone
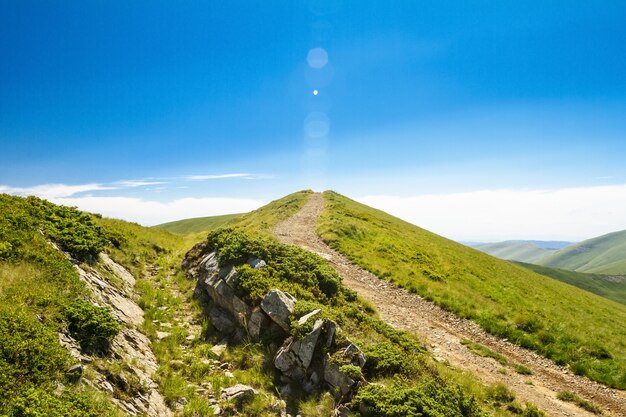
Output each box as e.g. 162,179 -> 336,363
200,252 -> 220,274
232,295 -> 252,328
297,309 -> 321,326
248,258 -> 267,270
221,266 -> 239,287
325,320 -> 337,348
343,342 -> 367,368
261,290 -> 297,332
211,342 -> 227,358
247,308 -> 270,341
297,319 -> 323,368
156,331 -> 170,340
323,361 -> 355,396
275,339 -> 299,374
209,307 -> 236,334
221,384 -> 258,401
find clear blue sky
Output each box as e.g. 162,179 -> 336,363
2,1 -> 626,237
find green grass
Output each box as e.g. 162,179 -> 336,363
556,390 -> 603,415
461,340 -> 508,366
154,213 -> 242,235
538,229 -> 626,274
515,262 -> 626,306
317,191 -> 626,389
233,190 -> 313,235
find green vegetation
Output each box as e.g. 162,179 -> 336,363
515,261 -> 626,306
538,229 -> 626,274
556,391 -> 602,415
0,194 -> 124,415
234,190 -> 313,235
154,213 -> 242,235
317,191 -> 626,389
200,227 -> 541,416
461,340 -> 508,366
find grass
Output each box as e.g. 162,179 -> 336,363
538,229 -> 626,274
317,191 -> 626,389
233,190 -> 313,235
154,213 -> 243,235
515,261 -> 626,306
557,390 -> 603,414
461,339 -> 508,366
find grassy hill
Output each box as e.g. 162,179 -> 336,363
514,261 -> 626,306
537,230 -> 626,274
154,213 -> 242,235
472,241 -> 559,263
317,191 -> 626,389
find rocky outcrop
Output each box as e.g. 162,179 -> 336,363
191,250 -> 367,402
66,254 -> 171,417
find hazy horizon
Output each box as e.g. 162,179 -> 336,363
2,2 -> 626,241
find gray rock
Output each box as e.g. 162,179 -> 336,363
209,307 -> 236,334
323,360 -> 355,395
297,319 -> 323,368
325,321 -> 337,348
248,258 -> 267,270
221,384 -> 258,401
222,266 -> 239,287
297,309 -> 321,326
200,252 -> 220,273
261,289 -> 297,332
211,342 -> 227,358
343,342 -> 367,368
275,339 -> 299,374
247,308 -> 270,341
232,295 -> 252,328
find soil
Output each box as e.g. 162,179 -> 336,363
274,192 -> 626,417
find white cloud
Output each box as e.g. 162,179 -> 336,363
0,183 -> 117,199
115,180 -> 167,187
50,196 -> 263,226
186,173 -> 250,181
357,185 -> 626,242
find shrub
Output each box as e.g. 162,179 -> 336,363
363,342 -> 412,377
64,300 -> 120,355
339,364 -> 363,380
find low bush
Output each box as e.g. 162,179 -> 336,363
64,300 -> 120,355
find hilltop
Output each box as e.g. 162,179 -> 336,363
537,230 -> 626,274
154,213 -> 242,235
2,191 -> 626,416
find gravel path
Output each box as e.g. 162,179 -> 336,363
274,192 -> 626,417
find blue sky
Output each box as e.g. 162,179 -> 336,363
2,1 -> 626,239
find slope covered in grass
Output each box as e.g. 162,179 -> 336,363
515,261 -> 626,306
317,191 -> 626,389
538,230 -> 626,274
154,213 -> 242,235
472,241 -> 558,263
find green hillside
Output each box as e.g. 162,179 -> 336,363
538,230 -> 626,274
154,213 -> 242,235
317,191 -> 626,389
514,261 -> 626,306
473,241 -> 557,263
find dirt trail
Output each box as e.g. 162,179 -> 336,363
274,192 -> 626,417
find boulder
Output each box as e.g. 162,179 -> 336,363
232,295 -> 252,328
296,318 -> 323,368
261,290 -> 296,332
247,258 -> 267,270
343,342 -> 367,368
209,307 -> 236,334
221,266 -> 239,287
325,320 -> 337,348
247,308 -> 270,341
221,384 -> 258,401
324,360 -> 355,396
200,252 -> 219,274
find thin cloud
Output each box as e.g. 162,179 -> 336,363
50,196 -> 263,226
186,173 -> 251,181
116,180 -> 168,187
0,183 -> 117,199
358,184 -> 626,242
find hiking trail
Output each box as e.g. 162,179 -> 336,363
274,192 -> 626,417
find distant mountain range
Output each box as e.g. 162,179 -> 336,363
470,231 -> 626,275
